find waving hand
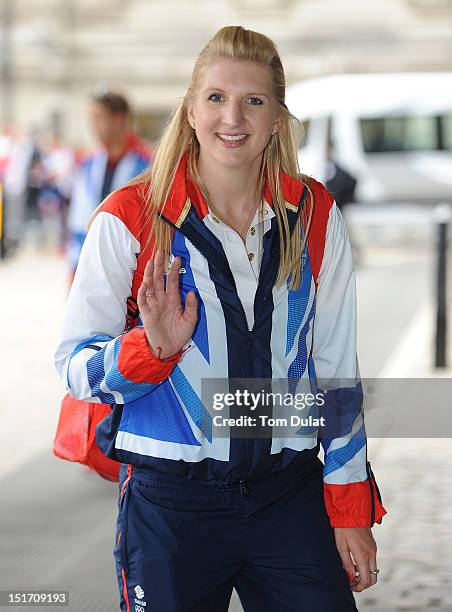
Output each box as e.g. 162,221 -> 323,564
137,250 -> 198,359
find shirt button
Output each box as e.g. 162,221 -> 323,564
250,227 -> 256,236
263,209 -> 269,215
248,252 -> 254,262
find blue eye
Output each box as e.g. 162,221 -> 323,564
247,97 -> 263,106
208,93 -> 223,103
207,93 -> 264,106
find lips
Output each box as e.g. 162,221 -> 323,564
217,133 -> 248,141
216,133 -> 250,148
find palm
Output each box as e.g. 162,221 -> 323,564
137,250 -> 198,358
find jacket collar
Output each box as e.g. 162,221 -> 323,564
157,150 -> 307,228
155,151 -> 309,328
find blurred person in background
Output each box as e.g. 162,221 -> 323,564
24,132 -> 43,230
66,88 -> 152,283
55,26 -> 386,612
0,129 -> 12,180
1,127 -> 34,254
324,143 -> 357,211
33,130 -> 75,251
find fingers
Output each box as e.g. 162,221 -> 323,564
343,564 -> 358,587
137,280 -> 152,317
369,543 -> 378,588
368,570 -> 378,588
334,529 -> 378,592
336,543 -> 358,587
166,256 -> 181,296
352,534 -> 378,592
140,251 -> 195,320
139,257 -> 158,311
183,291 -> 199,323
152,249 -> 165,295
352,553 -> 373,592
143,258 -> 154,289
142,251 -> 176,302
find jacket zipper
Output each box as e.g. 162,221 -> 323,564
223,480 -> 250,494
368,461 -> 383,504
120,463 -> 133,503
161,217 -> 261,480
366,461 -> 375,527
237,312 -> 255,481
239,480 -> 250,495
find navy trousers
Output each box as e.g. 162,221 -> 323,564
113,458 -> 358,612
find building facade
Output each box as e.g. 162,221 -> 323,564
1,0 -> 452,146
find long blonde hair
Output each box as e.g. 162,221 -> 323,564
90,25 -> 314,289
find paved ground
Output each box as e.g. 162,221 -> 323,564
0,228 -> 451,611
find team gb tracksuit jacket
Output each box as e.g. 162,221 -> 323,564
54,150 -> 387,529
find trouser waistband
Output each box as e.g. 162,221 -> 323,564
130,456 -> 322,494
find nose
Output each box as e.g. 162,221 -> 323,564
221,100 -> 245,128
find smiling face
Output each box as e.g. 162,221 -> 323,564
187,58 -> 281,169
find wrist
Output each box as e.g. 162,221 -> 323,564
146,337 -> 182,361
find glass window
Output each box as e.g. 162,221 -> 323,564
442,115 -> 452,150
360,115 -> 452,153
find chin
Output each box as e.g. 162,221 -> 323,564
221,157 -> 252,170
199,143 -> 256,169
216,147 -> 253,164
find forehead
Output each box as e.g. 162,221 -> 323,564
90,101 -> 109,115
198,58 -> 273,94
90,100 -> 117,117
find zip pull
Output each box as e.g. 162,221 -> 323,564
366,461 -> 375,527
120,464 -> 133,502
239,480 -> 250,495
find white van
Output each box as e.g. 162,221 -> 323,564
286,73 -> 452,204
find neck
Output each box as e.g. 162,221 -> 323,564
197,151 -> 263,223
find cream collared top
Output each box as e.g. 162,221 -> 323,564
204,200 -> 276,331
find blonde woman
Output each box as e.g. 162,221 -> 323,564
54,26 -> 386,612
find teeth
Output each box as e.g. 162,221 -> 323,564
218,134 -> 247,141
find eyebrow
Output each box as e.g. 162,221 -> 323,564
203,87 -> 270,99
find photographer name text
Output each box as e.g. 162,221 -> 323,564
213,415 -> 326,427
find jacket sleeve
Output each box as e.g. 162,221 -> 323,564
311,198 -> 387,528
54,208 -> 181,405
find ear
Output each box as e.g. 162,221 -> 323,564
272,113 -> 282,135
187,105 -> 195,129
